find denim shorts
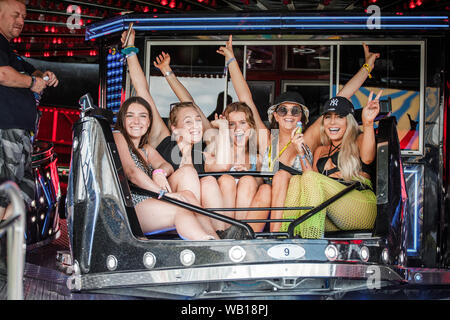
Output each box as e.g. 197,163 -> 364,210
0,129 -> 35,208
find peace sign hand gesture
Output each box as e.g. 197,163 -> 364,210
362,90 -> 382,127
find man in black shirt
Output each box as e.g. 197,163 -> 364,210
0,0 -> 59,221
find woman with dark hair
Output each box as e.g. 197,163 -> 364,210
113,96 -> 219,240
121,29 -> 230,233
281,91 -> 382,238
219,35 -> 380,232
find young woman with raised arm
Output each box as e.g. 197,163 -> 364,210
113,96 -> 219,240
281,91 -> 382,238
121,29 -> 231,233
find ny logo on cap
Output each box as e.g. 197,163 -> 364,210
330,98 -> 339,107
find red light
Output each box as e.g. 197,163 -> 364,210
143,6 -> 149,12
416,0 -> 422,6
160,0 -> 168,5
169,0 -> 176,8
409,0 -> 415,8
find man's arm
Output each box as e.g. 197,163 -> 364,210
0,65 -> 46,92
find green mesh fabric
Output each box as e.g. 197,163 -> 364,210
280,171 -> 377,239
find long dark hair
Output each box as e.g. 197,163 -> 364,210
115,96 -> 153,168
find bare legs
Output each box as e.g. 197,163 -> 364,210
135,165 -> 219,240
135,192 -> 218,240
270,170 -> 292,232
200,175 -> 234,231
215,175 -> 272,232
245,183 -> 271,232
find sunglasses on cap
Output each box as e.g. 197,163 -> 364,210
276,105 -> 303,117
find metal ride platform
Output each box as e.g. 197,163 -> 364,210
0,219 -> 139,300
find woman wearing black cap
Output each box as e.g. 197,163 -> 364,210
280,91 -> 382,239
220,35 -> 380,233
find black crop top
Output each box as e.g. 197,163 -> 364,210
316,149 -> 373,177
156,135 -> 205,174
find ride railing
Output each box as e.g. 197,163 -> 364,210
133,171 -> 359,239
0,181 -> 26,300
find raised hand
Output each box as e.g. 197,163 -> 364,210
362,90 -> 382,126
363,43 -> 380,70
216,35 -> 235,61
210,113 -> 228,130
121,27 -> 135,48
153,51 -> 171,71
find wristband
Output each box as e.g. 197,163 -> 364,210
226,57 -> 236,67
158,189 -> 167,199
29,75 -> 36,89
164,70 -> 173,77
362,63 -> 372,79
153,168 -> 166,176
126,51 -> 137,59
121,46 -> 139,55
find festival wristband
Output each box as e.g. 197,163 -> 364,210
121,46 -> 139,55
362,63 -> 372,79
226,57 -> 236,67
153,168 -> 167,177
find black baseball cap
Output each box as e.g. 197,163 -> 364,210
322,96 -> 354,117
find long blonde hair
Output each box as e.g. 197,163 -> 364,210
320,114 -> 364,182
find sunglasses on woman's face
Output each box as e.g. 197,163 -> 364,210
276,105 -> 303,117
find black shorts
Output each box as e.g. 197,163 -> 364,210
0,129 -> 35,208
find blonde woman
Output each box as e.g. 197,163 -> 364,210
281,91 -> 382,239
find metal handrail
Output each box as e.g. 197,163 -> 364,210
0,181 -> 26,300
